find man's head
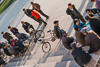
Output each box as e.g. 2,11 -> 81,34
1,32 -> 5,35
68,3 -> 73,9
74,26 -> 79,31
74,19 -> 79,25
23,8 -> 27,12
21,21 -> 25,25
91,0 -> 96,2
15,39 -> 18,42
85,15 -> 90,22
16,33 -> 19,37
70,42 -> 77,49
54,21 -> 59,26
31,2 -> 34,5
8,26 -> 12,29
81,27 -> 88,35
86,9 -> 93,14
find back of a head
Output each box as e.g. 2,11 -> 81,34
74,19 -> 79,25
86,9 -> 91,13
31,2 -> 33,4
74,26 -> 79,31
91,0 -> 95,2
8,26 -> 11,29
85,15 -> 90,20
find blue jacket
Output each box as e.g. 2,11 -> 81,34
74,22 -> 84,31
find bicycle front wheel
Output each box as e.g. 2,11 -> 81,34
35,30 -> 45,39
42,42 -> 51,53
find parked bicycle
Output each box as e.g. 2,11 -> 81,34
37,30 -> 56,53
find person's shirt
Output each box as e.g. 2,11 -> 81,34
10,27 -> 19,35
96,0 -> 100,10
25,9 -> 32,17
74,21 -> 84,31
31,10 -> 40,19
84,21 -> 92,31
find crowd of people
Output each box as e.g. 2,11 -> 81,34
0,0 -> 100,67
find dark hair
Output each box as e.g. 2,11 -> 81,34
85,15 -> 90,20
86,9 -> 91,13
23,8 -> 25,11
68,3 -> 72,6
1,32 -> 4,34
54,21 -> 59,24
31,2 -> 33,4
21,21 -> 24,23
74,26 -> 79,31
91,0 -> 95,2
8,26 -> 11,29
74,19 -> 79,25
89,14 -> 94,17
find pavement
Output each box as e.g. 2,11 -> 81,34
0,0 -> 99,67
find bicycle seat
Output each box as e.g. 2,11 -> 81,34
47,30 -> 51,33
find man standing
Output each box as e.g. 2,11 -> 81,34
8,26 -> 19,35
21,21 -> 35,33
66,3 -> 86,23
85,15 -> 100,36
91,0 -> 100,10
53,21 -> 62,39
31,10 -> 47,25
1,32 -> 13,44
23,8 -> 42,24
31,2 -> 49,20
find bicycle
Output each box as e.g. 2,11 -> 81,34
37,30 -> 56,53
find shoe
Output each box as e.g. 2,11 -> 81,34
46,16 -> 49,20
44,23 -> 47,26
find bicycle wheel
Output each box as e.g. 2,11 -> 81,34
35,30 -> 45,39
42,42 -> 51,53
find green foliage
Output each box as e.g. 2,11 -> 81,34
0,0 -> 14,14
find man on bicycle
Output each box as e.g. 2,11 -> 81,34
21,21 -> 35,34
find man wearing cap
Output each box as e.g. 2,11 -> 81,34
81,28 -> 100,53
85,15 -> 100,36
31,2 -> 49,20
91,0 -> 100,10
62,33 -> 74,49
54,21 -> 62,39
66,3 -> 86,23
71,42 -> 91,67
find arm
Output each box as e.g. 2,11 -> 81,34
66,9 -> 70,15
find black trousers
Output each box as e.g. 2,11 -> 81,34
38,17 -> 47,24
38,9 -> 49,18
31,16 -> 42,24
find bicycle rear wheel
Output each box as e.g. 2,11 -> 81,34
42,42 -> 51,53
35,30 -> 45,39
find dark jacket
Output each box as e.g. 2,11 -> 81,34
10,27 -> 19,35
62,36 -> 74,49
72,47 -> 91,66
15,40 -> 25,50
18,33 -> 28,41
54,26 -> 62,39
66,5 -> 82,20
22,22 -> 32,33
24,9 -> 32,17
3,48 -> 12,56
84,31 -> 100,53
3,32 -> 13,41
91,8 -> 100,14
75,31 -> 86,45
32,3 -> 40,11
89,17 -> 100,36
